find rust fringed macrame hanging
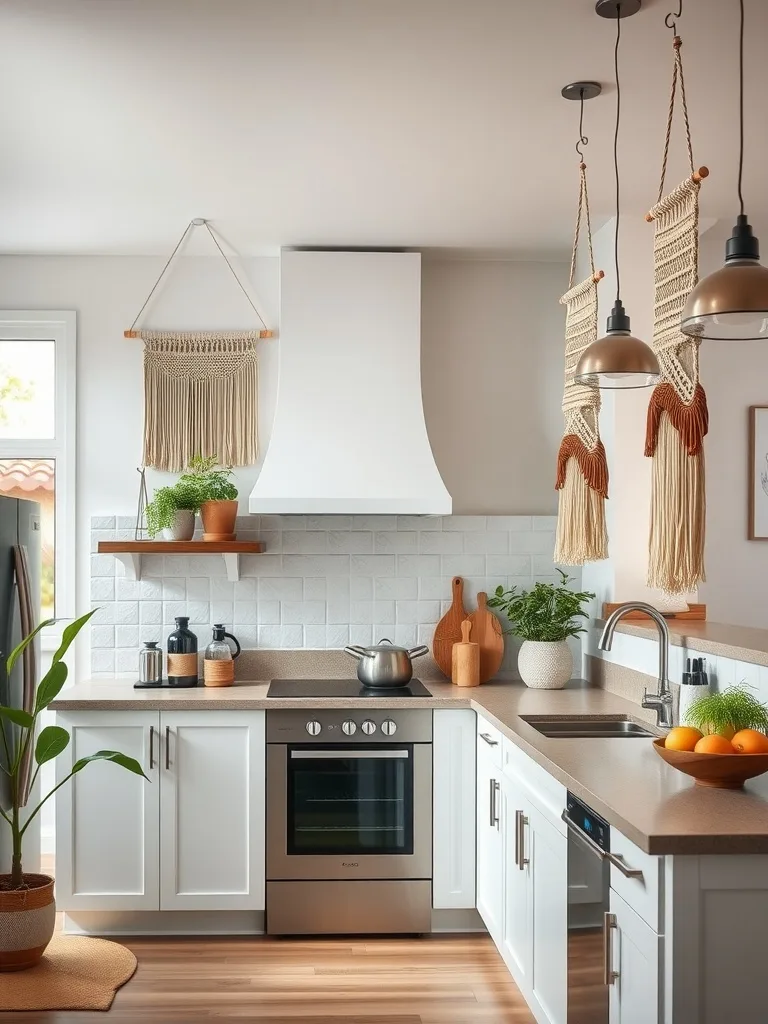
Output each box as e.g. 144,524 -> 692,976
644,34 -> 709,593
554,161 -> 607,565
124,219 -> 274,473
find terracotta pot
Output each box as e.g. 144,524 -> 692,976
0,873 -> 56,972
200,500 -> 238,541
162,509 -> 196,541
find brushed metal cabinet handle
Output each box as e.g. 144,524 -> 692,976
489,777 -> 496,828
517,810 -> 529,871
603,912 -> 618,985
149,725 -> 155,770
165,725 -> 171,770
514,809 -> 520,867
479,733 -> 499,747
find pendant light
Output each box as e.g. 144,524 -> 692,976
681,0 -> 768,341
574,1 -> 661,389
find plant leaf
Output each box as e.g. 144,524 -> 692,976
6,618 -> 56,676
0,705 -> 34,729
35,725 -> 70,764
52,610 -> 98,666
72,749 -> 149,780
34,661 -> 69,714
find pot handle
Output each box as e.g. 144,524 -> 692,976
344,645 -> 375,660
408,645 -> 430,660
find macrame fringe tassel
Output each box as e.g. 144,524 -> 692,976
554,457 -> 608,565
645,381 -> 708,457
647,410 -> 706,593
556,434 -> 609,499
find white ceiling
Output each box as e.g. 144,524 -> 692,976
1,0 -> 765,256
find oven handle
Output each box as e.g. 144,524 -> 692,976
290,749 -> 410,760
561,810 -> 644,880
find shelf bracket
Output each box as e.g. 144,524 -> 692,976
222,553 -> 240,582
114,552 -> 142,581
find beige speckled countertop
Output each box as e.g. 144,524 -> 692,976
609,618 -> 768,669
52,677 -> 768,856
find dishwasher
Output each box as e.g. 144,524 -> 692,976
562,792 -> 644,1023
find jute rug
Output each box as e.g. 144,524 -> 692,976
1,934 -> 137,1011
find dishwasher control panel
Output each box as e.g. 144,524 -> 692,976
566,792 -> 611,852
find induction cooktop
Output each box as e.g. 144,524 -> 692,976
267,678 -> 433,698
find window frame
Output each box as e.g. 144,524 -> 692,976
0,310 -> 76,645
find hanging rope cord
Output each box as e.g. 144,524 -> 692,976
129,220 -> 269,332
656,35 -> 695,204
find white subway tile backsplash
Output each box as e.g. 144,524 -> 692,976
91,514 -> 574,669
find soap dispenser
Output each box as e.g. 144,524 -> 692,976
203,624 -> 242,687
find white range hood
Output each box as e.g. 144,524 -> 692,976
249,250 -> 451,515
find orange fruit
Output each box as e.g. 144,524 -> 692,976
665,726 -> 703,752
703,723 -> 736,741
694,734 -> 735,755
731,729 -> 768,754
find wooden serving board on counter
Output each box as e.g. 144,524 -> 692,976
432,576 -> 469,678
467,592 -> 505,683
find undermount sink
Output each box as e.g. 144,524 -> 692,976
521,716 -> 657,739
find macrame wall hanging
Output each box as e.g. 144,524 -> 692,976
644,30 -> 709,593
555,89 -> 607,566
125,219 -> 273,473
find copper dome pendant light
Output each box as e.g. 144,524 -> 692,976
575,1 -> 661,389
681,0 -> 768,341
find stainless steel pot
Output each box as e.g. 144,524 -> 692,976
344,638 -> 430,688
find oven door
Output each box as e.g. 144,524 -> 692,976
267,742 -> 432,880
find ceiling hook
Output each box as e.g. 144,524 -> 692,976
576,90 -> 589,162
665,0 -> 682,32
561,80 -> 601,163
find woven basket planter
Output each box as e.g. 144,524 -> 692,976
0,874 -> 56,972
517,640 -> 573,690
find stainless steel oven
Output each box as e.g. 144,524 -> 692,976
266,708 -> 432,935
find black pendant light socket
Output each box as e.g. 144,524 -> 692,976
726,214 -> 760,262
595,0 -> 641,18
606,299 -> 631,334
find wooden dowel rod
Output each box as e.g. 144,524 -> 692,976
593,270 -> 605,283
644,167 -> 710,222
124,329 -> 274,339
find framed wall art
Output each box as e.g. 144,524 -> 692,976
748,406 -> 768,539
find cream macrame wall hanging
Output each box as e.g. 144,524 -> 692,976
555,152 -> 607,566
125,218 -> 273,473
644,34 -> 709,594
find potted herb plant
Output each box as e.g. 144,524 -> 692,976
0,612 -> 147,971
183,455 -> 239,541
488,570 -> 595,689
145,477 -> 201,540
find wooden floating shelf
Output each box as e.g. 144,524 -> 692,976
98,541 -> 265,583
602,602 -> 706,622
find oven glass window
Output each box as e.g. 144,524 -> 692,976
287,746 -> 414,856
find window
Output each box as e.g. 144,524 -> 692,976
0,312 -> 76,631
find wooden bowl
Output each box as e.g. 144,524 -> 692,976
653,737 -> 768,789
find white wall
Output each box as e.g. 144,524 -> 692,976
0,253 -> 567,633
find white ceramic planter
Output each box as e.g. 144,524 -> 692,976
517,640 -> 573,690
162,509 -> 195,541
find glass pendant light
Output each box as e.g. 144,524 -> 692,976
574,2 -> 661,389
681,0 -> 768,341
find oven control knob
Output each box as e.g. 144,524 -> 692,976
380,719 -> 397,736
305,720 -> 322,736
361,720 -> 377,735
341,720 -> 357,736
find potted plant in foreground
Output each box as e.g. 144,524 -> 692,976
488,570 -> 595,689
184,455 -> 239,541
0,612 -> 147,971
145,475 -> 201,540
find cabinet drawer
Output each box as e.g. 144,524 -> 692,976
502,737 -> 566,829
610,829 -> 663,932
477,716 -> 503,769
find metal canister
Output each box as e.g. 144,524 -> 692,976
138,641 -> 163,685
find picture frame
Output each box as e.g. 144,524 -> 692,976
748,406 -> 768,539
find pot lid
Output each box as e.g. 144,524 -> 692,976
364,638 -> 407,654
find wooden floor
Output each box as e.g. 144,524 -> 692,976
12,934 -> 534,1024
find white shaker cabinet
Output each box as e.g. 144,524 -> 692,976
160,710 -> 265,911
432,709 -> 476,909
55,711 -> 160,911
476,732 -> 504,945
608,888 -> 661,1024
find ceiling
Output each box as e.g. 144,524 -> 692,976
1,0 -> 765,257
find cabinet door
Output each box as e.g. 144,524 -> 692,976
433,709 -> 476,909
160,710 -> 265,911
609,888 -> 661,1024
476,745 -> 503,945
528,803 -> 568,1024
55,711 -> 160,911
501,777 -> 530,987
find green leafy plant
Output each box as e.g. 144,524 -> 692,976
685,686 -> 768,736
0,611 -> 147,889
487,570 -> 595,643
181,455 -> 238,503
144,477 -> 201,537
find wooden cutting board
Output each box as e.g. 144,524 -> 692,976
432,576 -> 469,678
468,591 -> 505,683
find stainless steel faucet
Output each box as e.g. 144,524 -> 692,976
598,601 -> 673,729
